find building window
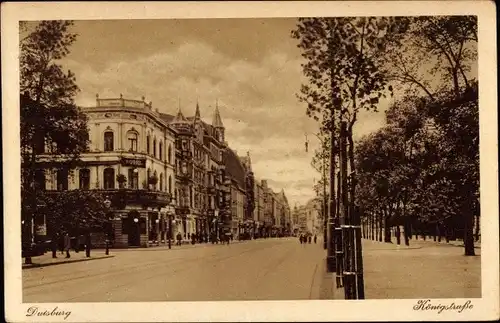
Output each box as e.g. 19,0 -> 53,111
104,131 -> 114,151
153,138 -> 157,158
190,187 -> 193,208
147,134 -> 151,154
127,131 -> 138,152
83,132 -> 90,152
79,168 -> 90,189
168,145 -> 172,164
56,168 -> 68,190
128,168 -> 139,189
168,175 -> 172,194
103,168 -> 115,189
160,173 -> 163,191
159,141 -> 163,161
35,169 -> 46,190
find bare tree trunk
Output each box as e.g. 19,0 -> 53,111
371,213 -> 374,240
383,210 -> 391,243
395,225 -> 401,245
474,214 -> 480,242
378,212 -> 383,242
463,198 -> 476,256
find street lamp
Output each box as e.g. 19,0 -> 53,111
166,199 -> 176,249
103,196 -> 112,255
155,218 -> 160,245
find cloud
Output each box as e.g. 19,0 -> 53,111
62,38 -> 385,207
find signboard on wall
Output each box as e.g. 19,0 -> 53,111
121,157 -> 146,168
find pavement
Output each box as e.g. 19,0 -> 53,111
22,252 -> 115,269
357,238 -> 481,299
22,236 -> 481,302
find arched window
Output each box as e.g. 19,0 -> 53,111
153,170 -> 158,190
103,168 -> 115,189
159,141 -> 163,161
159,173 -> 163,191
146,134 -> 151,154
168,175 -> 172,194
79,168 -> 90,189
168,145 -> 172,164
127,131 -> 138,152
153,138 -> 157,158
104,131 -> 114,151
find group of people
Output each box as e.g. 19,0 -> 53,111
299,233 -> 317,244
50,231 -> 92,259
174,232 -> 223,246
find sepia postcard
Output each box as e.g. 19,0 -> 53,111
2,1 -> 499,322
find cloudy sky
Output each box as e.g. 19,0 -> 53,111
56,19 -> 389,207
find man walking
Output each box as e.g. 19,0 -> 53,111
314,234 -> 317,244
63,232 -> 71,258
85,232 -> 91,258
51,231 -> 59,258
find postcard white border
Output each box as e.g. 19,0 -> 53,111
2,1 -> 499,322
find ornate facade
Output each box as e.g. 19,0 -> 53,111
160,103 -> 229,241
29,93 -> 292,247
35,95 -> 176,247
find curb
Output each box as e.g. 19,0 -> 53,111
110,239 -> 254,252
22,255 -> 115,270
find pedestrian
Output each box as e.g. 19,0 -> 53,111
314,234 -> 317,244
191,233 -> 196,245
308,235 -> 312,244
63,232 -> 71,258
176,232 -> 182,246
59,231 -> 64,255
85,232 -> 91,257
51,231 -> 59,258
299,234 -> 303,244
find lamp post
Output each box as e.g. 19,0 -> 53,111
305,132 -> 328,250
155,219 -> 160,246
166,199 -> 176,249
103,196 -> 112,255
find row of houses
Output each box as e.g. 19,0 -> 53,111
292,199 -> 322,236
28,94 -> 291,247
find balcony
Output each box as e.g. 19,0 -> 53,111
175,206 -> 190,216
106,189 -> 172,209
176,172 -> 193,183
180,150 -> 193,159
44,189 -> 173,209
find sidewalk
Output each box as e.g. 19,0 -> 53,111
326,238 -> 481,299
22,251 -> 114,269
362,239 -> 481,299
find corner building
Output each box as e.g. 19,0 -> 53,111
36,95 -> 176,248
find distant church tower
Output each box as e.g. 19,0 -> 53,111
212,101 -> 225,143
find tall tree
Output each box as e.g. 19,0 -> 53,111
20,20 -> 89,262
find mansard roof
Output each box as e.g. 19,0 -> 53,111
224,148 -> 246,190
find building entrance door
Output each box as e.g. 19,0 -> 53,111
127,212 -> 141,247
